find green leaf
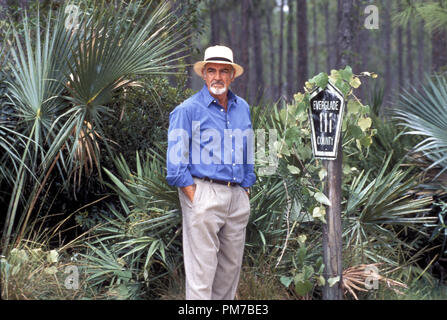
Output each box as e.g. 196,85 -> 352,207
44,266 -> 59,275
316,257 -> 325,274
350,124 -> 364,139
296,145 -> 312,160
335,79 -> 351,96
328,276 -> 340,287
347,99 -> 361,114
287,165 -> 301,175
312,206 -> 327,223
280,276 -> 293,288
285,126 -> 301,145
360,135 -> 373,147
350,77 -> 361,88
294,92 -> 305,103
47,250 -> 59,263
303,265 -> 315,279
310,72 -> 329,89
294,276 -> 313,297
318,168 -> 327,181
297,246 -> 307,265
340,66 -> 353,82
329,69 -> 342,83
358,117 -> 372,131
314,192 -> 331,206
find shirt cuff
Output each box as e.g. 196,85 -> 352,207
240,173 -> 256,188
166,171 -> 195,187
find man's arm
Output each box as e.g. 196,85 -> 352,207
166,106 -> 195,187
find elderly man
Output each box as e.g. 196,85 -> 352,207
166,45 -> 256,300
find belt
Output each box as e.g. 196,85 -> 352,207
194,176 -> 239,187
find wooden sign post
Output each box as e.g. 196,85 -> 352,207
309,82 -> 345,299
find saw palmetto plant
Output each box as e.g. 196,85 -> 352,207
343,154 -> 437,265
394,75 -> 447,178
1,0 -> 190,255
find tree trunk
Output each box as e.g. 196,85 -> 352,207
353,0 -> 368,100
20,0 -> 28,10
417,19 -> 425,83
238,0 -> 250,97
223,19 -> 233,49
335,0 -> 342,64
406,21 -> 413,87
312,0 -> 318,75
382,0 -> 392,106
286,0 -> 295,99
322,0 -> 333,71
397,0 -> 404,93
210,0 -> 221,45
278,0 -> 285,100
296,0 -> 308,92
251,1 -> 265,104
266,6 -> 275,101
0,0 -> 7,20
431,29 -> 447,73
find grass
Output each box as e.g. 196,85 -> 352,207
1,244 -> 90,300
236,265 -> 294,300
3,241 -> 447,300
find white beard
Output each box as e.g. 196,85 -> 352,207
210,86 -> 227,95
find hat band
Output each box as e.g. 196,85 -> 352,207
205,57 -> 232,63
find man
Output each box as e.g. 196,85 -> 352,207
166,45 -> 256,300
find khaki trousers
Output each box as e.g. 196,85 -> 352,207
178,177 -> 251,300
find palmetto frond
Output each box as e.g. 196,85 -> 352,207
56,0 -> 189,185
394,75 -> 447,176
1,1 -> 189,254
344,154 -> 436,260
342,263 -> 407,300
6,9 -> 74,172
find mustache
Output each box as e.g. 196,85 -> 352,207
211,80 -> 225,86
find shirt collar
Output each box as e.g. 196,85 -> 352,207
200,85 -> 238,107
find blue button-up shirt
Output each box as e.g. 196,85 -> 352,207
166,85 -> 256,188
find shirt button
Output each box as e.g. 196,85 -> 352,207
221,108 -> 224,112
233,177 -> 236,180
232,163 -> 236,166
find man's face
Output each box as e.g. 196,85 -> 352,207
203,63 -> 235,96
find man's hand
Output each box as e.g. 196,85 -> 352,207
181,184 -> 196,203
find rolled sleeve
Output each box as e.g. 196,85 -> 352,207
240,167 -> 256,188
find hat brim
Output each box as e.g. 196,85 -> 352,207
193,60 -> 244,78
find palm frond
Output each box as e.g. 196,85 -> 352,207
344,154 -> 437,254
394,75 -> 447,175
53,0 -> 190,187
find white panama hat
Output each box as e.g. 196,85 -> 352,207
193,45 -> 244,78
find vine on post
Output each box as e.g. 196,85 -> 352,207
276,66 -> 377,297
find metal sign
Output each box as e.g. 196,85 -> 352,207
309,82 -> 345,160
